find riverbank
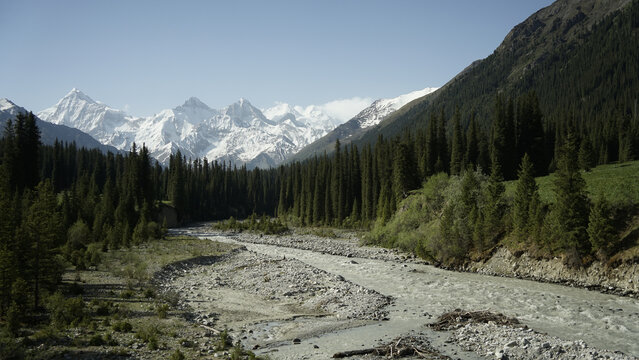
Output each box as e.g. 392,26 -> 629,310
208,227 -> 639,298
464,247 -> 639,297
178,226 -> 639,358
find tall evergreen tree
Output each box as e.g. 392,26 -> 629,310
512,153 -> 539,236
449,109 -> 465,175
549,132 -> 590,260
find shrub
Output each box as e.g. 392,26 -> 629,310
216,329 -> 231,351
112,321 -> 133,332
156,304 -> 169,319
92,300 -> 114,316
0,328 -> 25,360
144,287 -> 156,299
89,334 -> 106,346
135,323 -> 162,348
120,289 -> 134,299
46,292 -> 87,329
84,242 -> 103,267
170,349 -> 186,360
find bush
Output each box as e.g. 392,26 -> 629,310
84,243 -> 103,267
89,334 -> 106,346
112,321 -> 133,332
170,349 -> 186,360
156,304 -> 169,319
46,292 -> 87,329
216,329 -> 231,351
92,300 -> 114,316
144,287 -> 156,299
135,323 -> 162,348
0,328 -> 25,360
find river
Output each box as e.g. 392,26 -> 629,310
185,230 -> 639,359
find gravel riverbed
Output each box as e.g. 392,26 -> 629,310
165,226 -> 639,359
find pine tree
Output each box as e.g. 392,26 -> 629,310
465,114 -> 479,169
578,138 -> 596,171
22,180 -> 64,309
513,153 -> 539,236
550,132 -> 590,261
424,114 -> 438,176
587,195 -> 618,260
449,109 -> 465,175
435,110 -> 449,173
482,153 -> 506,248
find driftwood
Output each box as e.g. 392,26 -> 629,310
332,336 -> 450,359
430,309 -> 522,331
200,324 -> 222,335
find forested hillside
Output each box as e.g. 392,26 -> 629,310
359,0 -> 638,167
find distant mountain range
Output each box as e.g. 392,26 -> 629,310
36,87 -> 436,167
36,89 -> 346,167
0,98 -> 120,154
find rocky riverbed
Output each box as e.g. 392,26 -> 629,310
154,243 -> 392,353
166,226 -> 639,359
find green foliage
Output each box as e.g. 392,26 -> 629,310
213,215 -> 289,235
367,173 -> 449,260
216,328 -> 232,351
156,303 -> 169,319
547,133 -> 591,261
135,323 -> 162,347
45,292 -> 87,329
170,349 -> 186,360
512,153 -> 540,238
588,195 -> 619,260
112,321 -> 133,333
0,328 -> 25,360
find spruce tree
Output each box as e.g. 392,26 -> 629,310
587,195 -> 618,259
513,153 -> 539,236
482,153 -> 506,248
550,132 -> 590,261
578,138 -> 596,171
449,109 -> 464,175
465,114 -> 479,169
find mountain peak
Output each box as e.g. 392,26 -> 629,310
63,88 -> 95,104
180,96 -> 211,110
0,98 -> 17,111
236,98 -> 252,107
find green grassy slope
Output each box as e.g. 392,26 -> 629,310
505,160 -> 639,204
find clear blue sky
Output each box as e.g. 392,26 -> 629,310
0,0 -> 553,117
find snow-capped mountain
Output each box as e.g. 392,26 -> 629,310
0,97 -> 120,153
353,87 -> 438,129
38,89 -> 350,167
290,87 -> 439,162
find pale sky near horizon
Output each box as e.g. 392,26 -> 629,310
0,0 -> 553,119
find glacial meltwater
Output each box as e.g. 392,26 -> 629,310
187,230 -> 639,359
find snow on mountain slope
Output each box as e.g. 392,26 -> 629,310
355,87 -> 438,129
38,90 -> 355,168
289,87 -> 439,162
0,97 -> 120,153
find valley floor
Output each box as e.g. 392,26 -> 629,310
170,225 -> 639,359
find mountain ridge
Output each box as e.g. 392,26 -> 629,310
290,87 -> 438,162
0,98 -> 121,154
354,0 -> 637,146
38,90 -> 352,167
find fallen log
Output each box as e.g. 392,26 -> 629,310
332,348 -> 377,358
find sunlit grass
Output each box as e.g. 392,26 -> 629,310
505,160 -> 639,204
